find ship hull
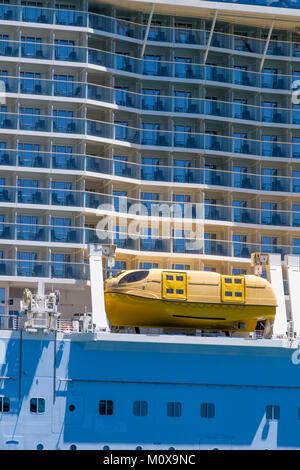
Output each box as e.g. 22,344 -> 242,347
1,330 -> 300,450
104,292 -> 275,331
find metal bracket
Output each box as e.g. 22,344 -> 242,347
140,3 -> 155,58
203,10 -> 218,65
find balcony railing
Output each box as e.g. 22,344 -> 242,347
0,4 -> 299,57
0,112 -> 299,159
1,188 -> 300,229
2,76 -> 300,126
0,258 -> 88,280
0,223 -> 298,263
0,315 -> 20,330
2,149 -> 300,193
0,39 -> 298,90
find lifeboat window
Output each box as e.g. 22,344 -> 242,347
163,272 -> 187,299
118,270 -> 149,285
221,275 -> 245,303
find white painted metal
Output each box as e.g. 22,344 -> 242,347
140,3 -> 155,58
285,255 -> 300,337
268,254 -> 287,338
87,244 -> 111,331
259,20 -> 274,72
203,9 -> 218,64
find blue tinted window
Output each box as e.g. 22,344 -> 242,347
0,397 -> 9,412
201,403 -> 215,418
99,400 -> 113,415
167,402 -> 181,417
133,401 -> 148,417
30,398 -> 45,414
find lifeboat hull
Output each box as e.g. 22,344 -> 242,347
104,292 -> 275,332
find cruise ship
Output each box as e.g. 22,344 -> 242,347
0,0 -> 300,451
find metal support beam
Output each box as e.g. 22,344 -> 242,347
285,255 -> 300,337
140,3 -> 155,58
87,244 -> 110,331
203,10 -> 218,65
259,21 -> 274,73
268,254 -> 287,337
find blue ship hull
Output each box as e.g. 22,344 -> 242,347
1,331 -> 300,450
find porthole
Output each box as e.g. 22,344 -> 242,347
136,446 -> 142,450
70,444 -> 77,450
69,404 -> 76,412
103,445 -> 110,450
36,444 -> 43,450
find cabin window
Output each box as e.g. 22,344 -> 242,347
224,278 -> 232,283
118,270 -> 149,285
99,400 -> 114,415
0,396 -> 10,412
234,278 -> 242,284
266,405 -> 280,420
166,288 -> 174,294
225,292 -> 232,297
176,276 -> 184,281
30,398 -> 45,414
133,401 -> 148,416
176,289 -> 184,294
167,402 -> 181,417
200,403 -> 215,418
166,275 -> 173,280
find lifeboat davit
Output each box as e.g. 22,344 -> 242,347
104,269 -> 277,332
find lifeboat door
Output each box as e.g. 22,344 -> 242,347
221,276 -> 245,303
162,272 -> 187,300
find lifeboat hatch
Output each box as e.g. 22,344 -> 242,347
162,272 -> 187,300
221,276 -> 245,303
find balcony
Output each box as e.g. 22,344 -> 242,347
0,259 -> 86,280
0,40 -> 296,91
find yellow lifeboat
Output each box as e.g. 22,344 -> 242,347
104,269 -> 277,332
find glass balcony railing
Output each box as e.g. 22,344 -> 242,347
0,223 -> 296,263
203,0 -> 298,8
0,258 -> 88,279
1,148 -> 300,194
3,77 -> 299,127
0,112 -> 299,159
0,4 -> 299,58
0,40 -> 298,90
1,185 -> 299,228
